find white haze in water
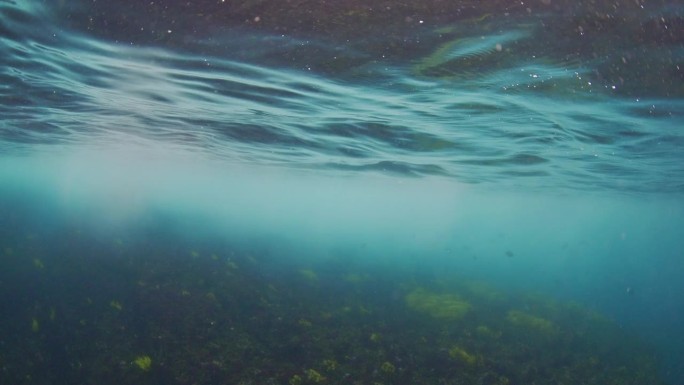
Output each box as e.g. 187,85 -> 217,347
1,139 -> 683,380
1,141 -> 681,275
1,141 -> 683,359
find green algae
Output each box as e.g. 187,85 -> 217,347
0,231 -> 667,385
405,288 -> 472,320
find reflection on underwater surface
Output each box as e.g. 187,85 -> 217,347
0,0 -> 683,384
1,0 -> 683,191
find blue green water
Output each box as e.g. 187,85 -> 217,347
1,1 -> 683,384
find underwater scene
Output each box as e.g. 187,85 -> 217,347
1,1 -> 683,384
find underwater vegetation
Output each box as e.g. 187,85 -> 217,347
506,309 -> 557,336
0,224 -> 667,385
405,288 -> 471,320
133,355 -> 152,371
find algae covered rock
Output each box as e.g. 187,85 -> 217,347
506,310 -> 557,335
405,288 -> 471,320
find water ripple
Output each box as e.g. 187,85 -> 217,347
0,1 -> 683,193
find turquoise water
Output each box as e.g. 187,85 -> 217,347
1,1 -> 683,384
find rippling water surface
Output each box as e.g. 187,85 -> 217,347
2,0 -> 682,192
1,1 -> 684,384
